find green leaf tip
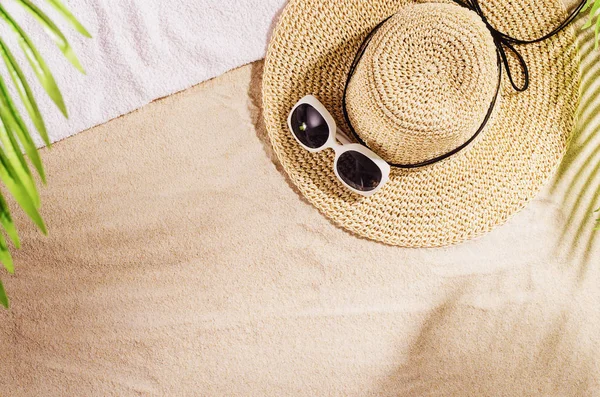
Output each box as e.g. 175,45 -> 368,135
46,0 -> 92,38
582,0 -> 600,48
0,74 -> 46,183
0,279 -> 9,309
0,191 -> 20,248
0,145 -> 47,235
0,4 -> 69,117
0,38 -> 50,146
15,0 -> 86,74
0,232 -> 14,274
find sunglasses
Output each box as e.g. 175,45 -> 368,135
288,95 -> 390,196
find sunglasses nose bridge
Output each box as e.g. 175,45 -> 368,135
330,142 -> 345,155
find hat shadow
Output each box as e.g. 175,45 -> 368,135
247,59 -> 427,247
247,60 -> 312,207
246,3 -> 320,207
247,0 -> 371,208
246,1 -> 600,261
246,2 -> 392,244
249,56 -> 430,250
247,59 -> 362,198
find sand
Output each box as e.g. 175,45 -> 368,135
0,57 -> 598,395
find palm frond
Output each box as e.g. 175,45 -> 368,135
14,0 -> 85,73
0,72 -> 46,181
0,227 -> 14,274
0,142 -> 46,233
0,0 -> 90,308
0,279 -> 8,308
0,106 -> 41,208
0,37 -> 50,146
0,191 -> 19,247
0,4 -> 69,116
45,0 -> 91,38
583,0 -> 600,48
553,16 -> 600,271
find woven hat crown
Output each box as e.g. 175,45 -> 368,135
345,2 -> 499,165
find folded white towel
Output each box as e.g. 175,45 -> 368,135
0,0 -> 286,146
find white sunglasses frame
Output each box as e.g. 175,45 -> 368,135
287,95 -> 390,197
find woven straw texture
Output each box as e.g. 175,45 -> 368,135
346,4 -> 499,165
262,0 -> 580,247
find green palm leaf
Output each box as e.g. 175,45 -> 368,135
0,143 -> 46,234
583,0 -> 600,48
46,0 -> 91,38
0,110 -> 41,208
0,0 -> 90,308
0,73 -> 46,182
0,279 -> 8,308
0,228 -> 14,274
14,0 -> 85,73
0,191 -> 19,247
0,3 -> 68,116
0,37 -> 50,145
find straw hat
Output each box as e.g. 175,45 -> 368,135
262,0 -> 580,247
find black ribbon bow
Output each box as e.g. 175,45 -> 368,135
341,0 -> 587,169
458,0 -> 587,91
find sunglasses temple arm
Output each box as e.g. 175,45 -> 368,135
336,128 -> 353,145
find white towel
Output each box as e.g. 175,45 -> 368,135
0,0 -> 286,146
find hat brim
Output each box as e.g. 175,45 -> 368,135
262,0 -> 580,247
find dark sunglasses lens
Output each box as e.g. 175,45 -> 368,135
336,151 -> 382,192
290,104 -> 330,149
